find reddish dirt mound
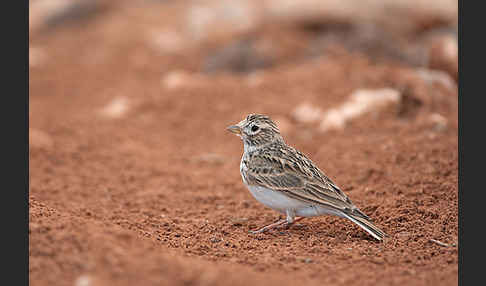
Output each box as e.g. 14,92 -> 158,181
29,1 -> 458,285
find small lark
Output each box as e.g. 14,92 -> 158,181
227,114 -> 387,241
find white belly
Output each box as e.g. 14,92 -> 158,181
246,185 -> 345,218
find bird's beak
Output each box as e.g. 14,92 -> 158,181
226,124 -> 242,135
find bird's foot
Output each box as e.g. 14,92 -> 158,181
248,217 -> 305,234
249,219 -> 288,234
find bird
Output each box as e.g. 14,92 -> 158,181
226,114 -> 387,241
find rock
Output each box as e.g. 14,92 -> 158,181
428,35 -> 458,81
75,275 -> 92,286
291,103 -> 324,124
293,89 -> 402,132
319,88 -> 401,132
428,113 -> 448,132
100,97 -> 130,119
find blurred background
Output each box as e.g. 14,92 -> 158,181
29,1 -> 458,286
30,0 -> 458,85
29,0 -> 458,140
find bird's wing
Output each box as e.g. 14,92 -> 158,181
244,146 -> 361,214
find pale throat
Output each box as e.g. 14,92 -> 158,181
243,139 -> 278,153
243,141 -> 261,153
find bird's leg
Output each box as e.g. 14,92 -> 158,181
249,211 -> 305,234
281,210 -> 304,229
284,209 -> 296,225
249,219 -> 287,234
281,216 -> 305,229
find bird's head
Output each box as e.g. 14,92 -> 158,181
227,114 -> 284,148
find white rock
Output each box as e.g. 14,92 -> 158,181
74,275 -> 92,286
428,34 -> 458,81
291,103 -> 324,124
428,113 -> 448,132
319,88 -> 401,132
441,36 -> 458,60
100,97 -> 130,119
318,109 -> 346,130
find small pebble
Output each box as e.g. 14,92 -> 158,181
75,275 -> 92,286
428,113 -> 448,132
302,258 -> 313,263
100,97 -> 130,119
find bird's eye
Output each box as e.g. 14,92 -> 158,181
251,125 -> 259,132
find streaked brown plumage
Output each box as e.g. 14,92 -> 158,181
227,114 -> 387,241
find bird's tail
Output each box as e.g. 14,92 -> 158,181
342,212 -> 387,241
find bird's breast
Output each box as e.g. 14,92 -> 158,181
243,185 -> 347,218
245,185 -> 307,214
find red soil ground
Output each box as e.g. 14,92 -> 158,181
29,1 -> 458,285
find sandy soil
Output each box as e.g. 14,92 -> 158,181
29,1 -> 458,285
